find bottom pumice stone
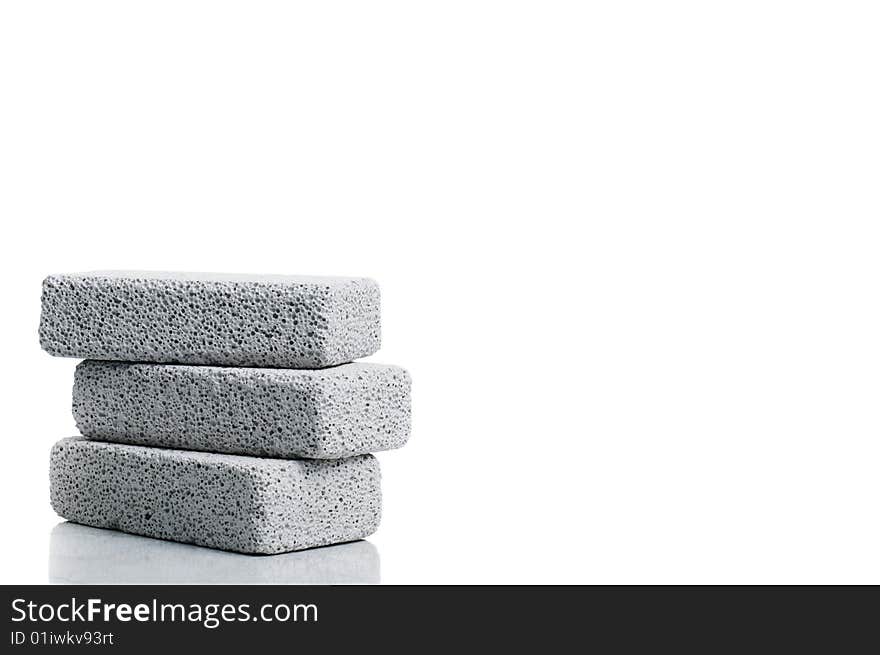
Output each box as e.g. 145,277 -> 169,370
49,438 -> 381,554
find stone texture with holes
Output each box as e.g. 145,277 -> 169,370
49,522 -> 381,584
73,360 -> 412,459
40,271 -> 381,368
50,437 -> 382,554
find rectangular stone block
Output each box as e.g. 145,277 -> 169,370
40,271 -> 381,368
50,438 -> 382,554
50,522 -> 380,584
73,360 -> 412,458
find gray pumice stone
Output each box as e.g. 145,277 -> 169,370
40,271 -> 381,368
73,360 -> 412,459
49,522 -> 381,584
49,438 -> 382,554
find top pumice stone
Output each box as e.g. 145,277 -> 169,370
39,271 -> 381,368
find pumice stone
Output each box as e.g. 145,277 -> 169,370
39,271 -> 381,368
49,438 -> 382,554
73,360 -> 412,459
49,522 -> 381,584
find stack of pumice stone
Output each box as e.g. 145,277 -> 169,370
39,271 -> 411,555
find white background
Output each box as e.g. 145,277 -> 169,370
1,2 -> 879,584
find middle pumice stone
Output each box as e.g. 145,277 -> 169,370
73,360 -> 411,459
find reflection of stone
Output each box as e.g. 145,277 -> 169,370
50,522 -> 380,584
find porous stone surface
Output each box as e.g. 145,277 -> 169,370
50,522 -> 380,584
40,271 -> 381,368
73,360 -> 412,459
49,438 -> 382,554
